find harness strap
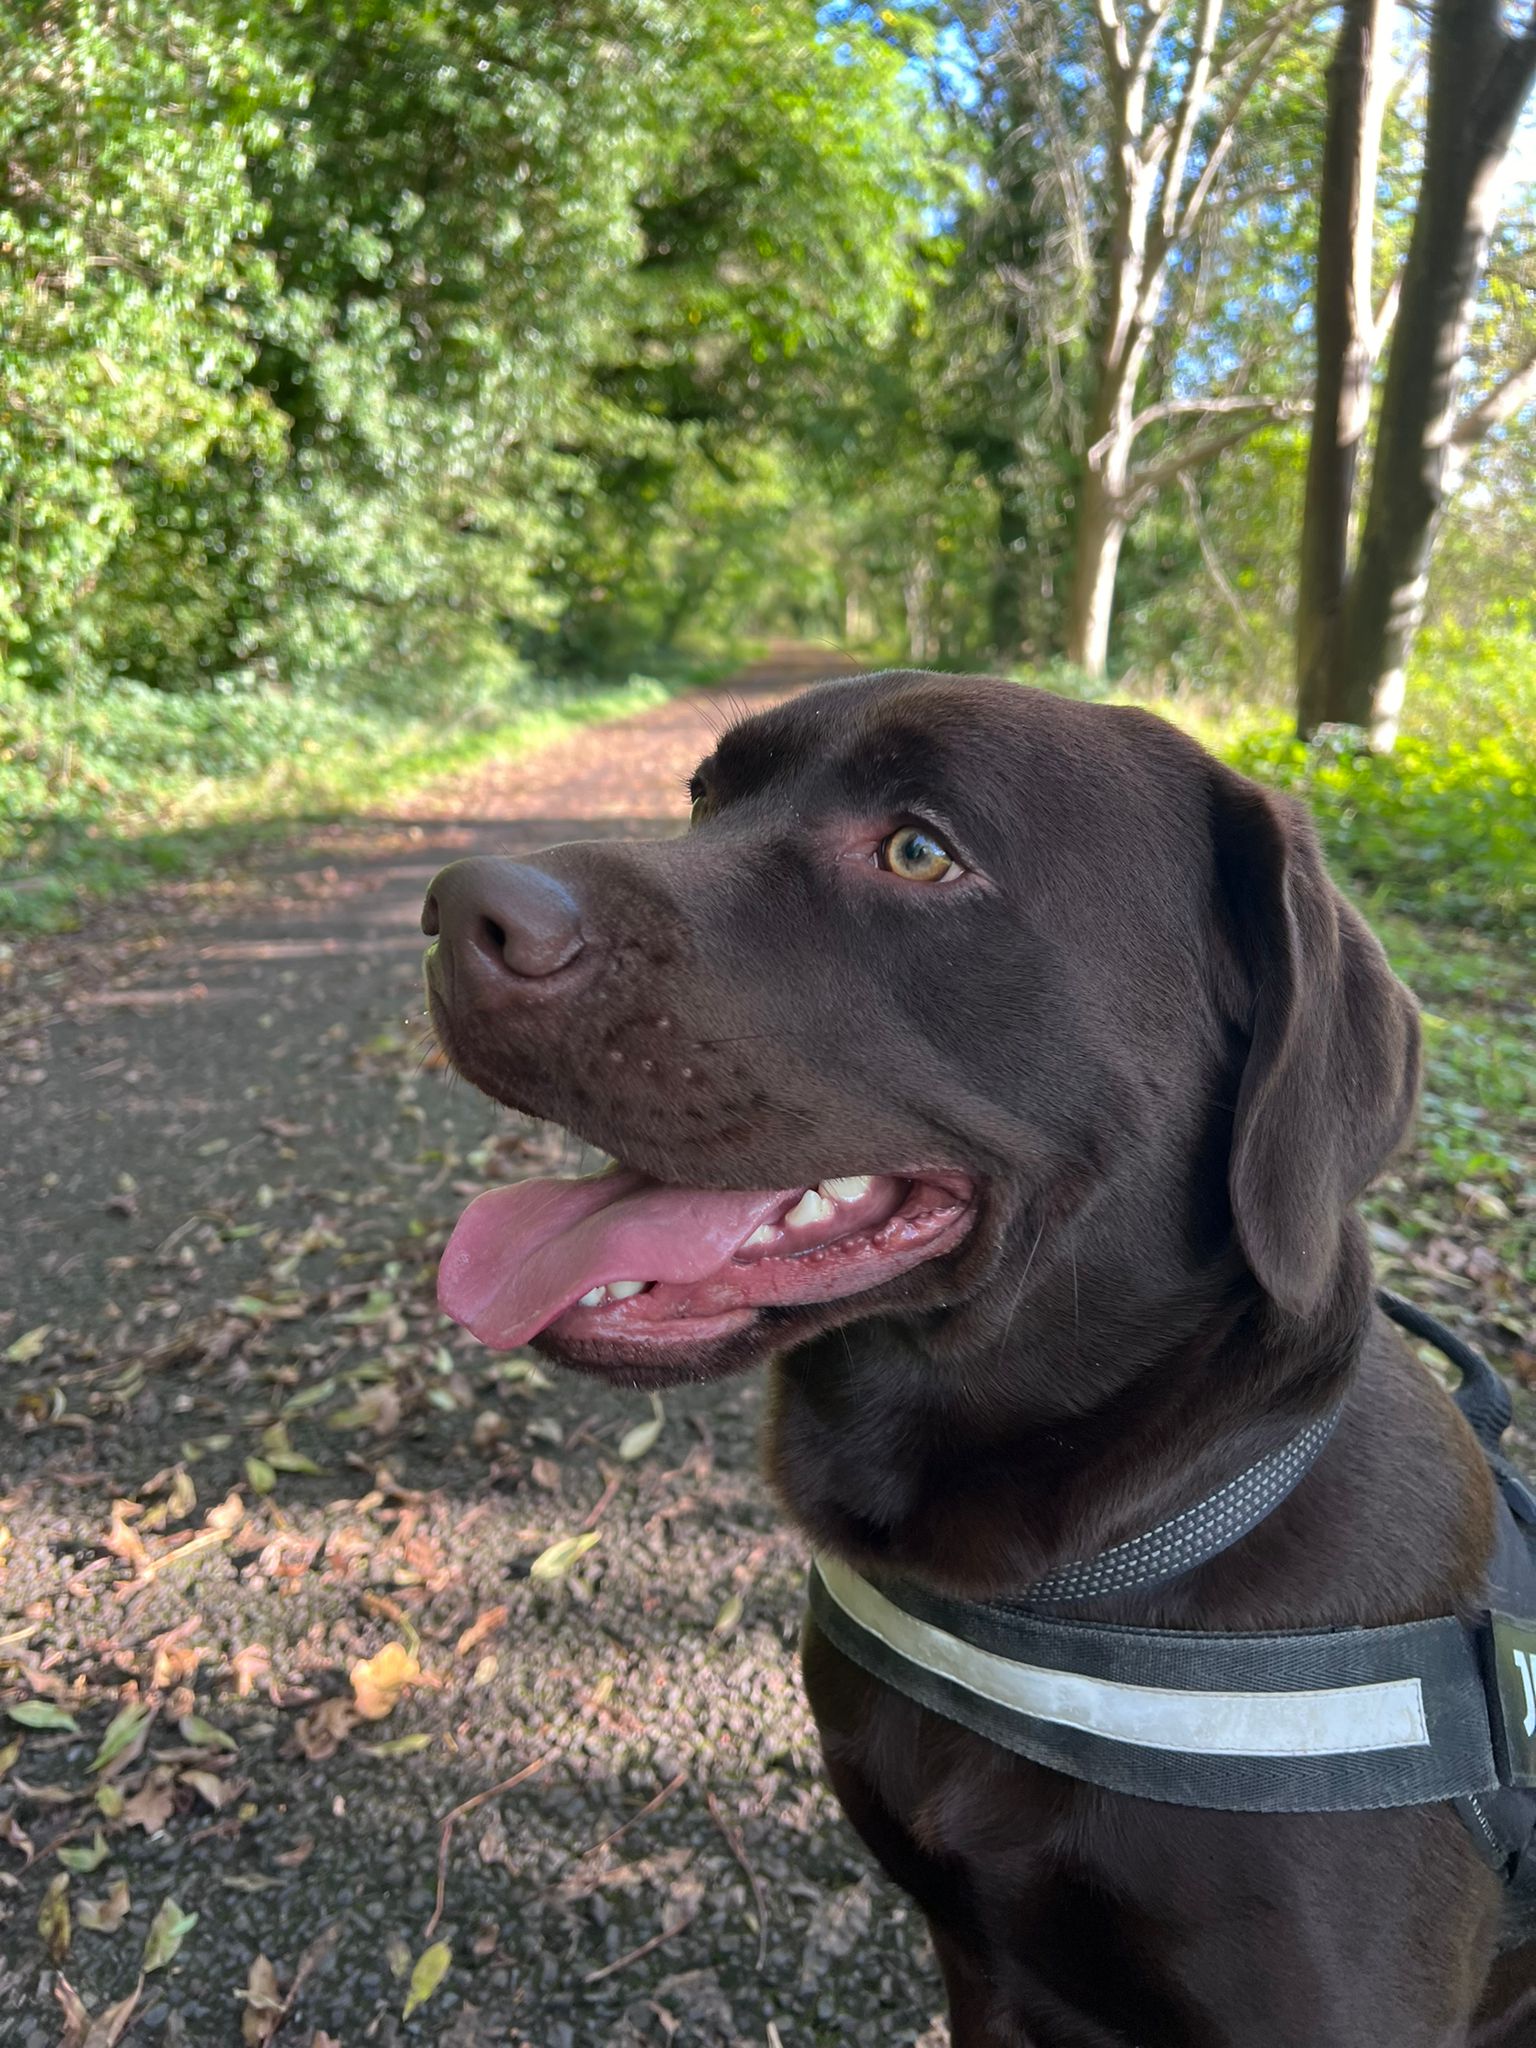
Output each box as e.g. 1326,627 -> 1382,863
810,1554 -> 1500,1814
806,1296 -> 1536,1868
1020,1406 -> 1341,1604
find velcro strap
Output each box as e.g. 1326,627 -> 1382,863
810,1555 -> 1501,1814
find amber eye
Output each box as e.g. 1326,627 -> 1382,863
879,825 -> 961,883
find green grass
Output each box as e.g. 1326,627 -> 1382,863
1092,626 -> 1536,943
0,658 -> 687,934
1104,631 -> 1536,1292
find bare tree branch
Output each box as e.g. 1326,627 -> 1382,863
1180,471 -> 1260,646
1452,345 -> 1536,443
1127,392 -> 1296,440
1368,270 -> 1402,358
1168,0 -> 1320,247
1158,0 -> 1225,239
1129,0 -> 1180,92
1095,0 -> 1132,83
1125,408 -> 1307,504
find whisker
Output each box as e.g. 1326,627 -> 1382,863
997,1218 -> 1048,1357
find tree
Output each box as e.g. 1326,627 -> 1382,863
1051,0 -> 1318,673
1296,0 -> 1536,747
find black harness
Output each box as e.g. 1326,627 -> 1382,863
809,1292 -> 1536,1941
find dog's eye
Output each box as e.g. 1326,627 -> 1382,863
879,826 -> 961,884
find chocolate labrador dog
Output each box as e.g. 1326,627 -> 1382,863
421,672 -> 1536,2046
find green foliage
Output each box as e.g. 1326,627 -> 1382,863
0,663 -> 671,932
0,2 -> 289,685
1224,636 -> 1536,938
1,0 -> 934,698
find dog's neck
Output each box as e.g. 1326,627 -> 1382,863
764,1222 -> 1370,1601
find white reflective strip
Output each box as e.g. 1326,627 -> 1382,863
815,1555 -> 1430,1759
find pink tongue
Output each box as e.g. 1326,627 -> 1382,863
437,1170 -> 797,1349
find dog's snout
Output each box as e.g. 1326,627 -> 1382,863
422,857 -> 585,983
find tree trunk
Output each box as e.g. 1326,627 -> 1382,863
1064,471 -> 1127,676
904,554 -> 934,664
1294,0 -> 1393,739
1305,0 -> 1536,747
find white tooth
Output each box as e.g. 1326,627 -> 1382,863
744,1224 -> 776,1248
784,1190 -> 836,1229
820,1176 -> 873,1204
607,1279 -> 646,1299
577,1286 -> 607,1308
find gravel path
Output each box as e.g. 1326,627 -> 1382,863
0,649 -> 950,2048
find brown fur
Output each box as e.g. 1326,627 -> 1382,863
424,673 -> 1534,2045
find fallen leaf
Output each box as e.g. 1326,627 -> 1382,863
179,1713 -> 237,1753
230,1643 -> 271,1698
39,1870 -> 71,1962
4,1323 -> 51,1364
180,1768 -> 231,1809
94,1784 -> 125,1822
454,1606 -> 509,1659
142,1895 -> 197,1972
712,1593 -> 744,1637
349,1642 -> 420,1721
58,1830 -> 110,1874
618,1411 -> 664,1462
91,1701 -> 151,1775
403,1938 -> 453,2019
120,1767 -> 177,1835
0,1735 -> 19,1779
359,1731 -> 433,1759
528,1532 -> 600,1582
260,1421 -> 324,1476
273,1835 -> 314,1869
103,1507 -> 150,1571
78,1877 -> 132,1933
1,1808 -> 35,1859
245,1456 -> 277,1496
205,1492 -> 246,1535
55,1975 -> 91,2047
55,1973 -> 142,2048
293,1697 -> 358,1761
242,1954 -> 283,2046
330,1383 -> 401,1436
7,1700 -> 79,1733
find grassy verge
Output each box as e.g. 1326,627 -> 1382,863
1106,645 -> 1536,1352
0,660 -> 702,934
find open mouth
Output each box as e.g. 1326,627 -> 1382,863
437,1164 -> 976,1357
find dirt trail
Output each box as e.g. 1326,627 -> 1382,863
1,648 -> 948,2048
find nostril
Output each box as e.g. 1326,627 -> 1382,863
424,857 -> 585,983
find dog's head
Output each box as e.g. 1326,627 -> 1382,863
423,673 -> 1419,1389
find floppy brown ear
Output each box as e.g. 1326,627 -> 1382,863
1213,769 -> 1421,1318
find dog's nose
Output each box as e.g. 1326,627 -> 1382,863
422,857 -> 585,982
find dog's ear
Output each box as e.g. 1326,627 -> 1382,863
1212,769 -> 1420,1318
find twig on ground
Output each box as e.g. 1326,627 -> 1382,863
581,1467 -> 624,1531
424,1752 -> 555,1940
574,1767 -> 689,1864
583,1910 -> 698,1985
270,1921 -> 340,2045
706,1789 -> 770,1971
